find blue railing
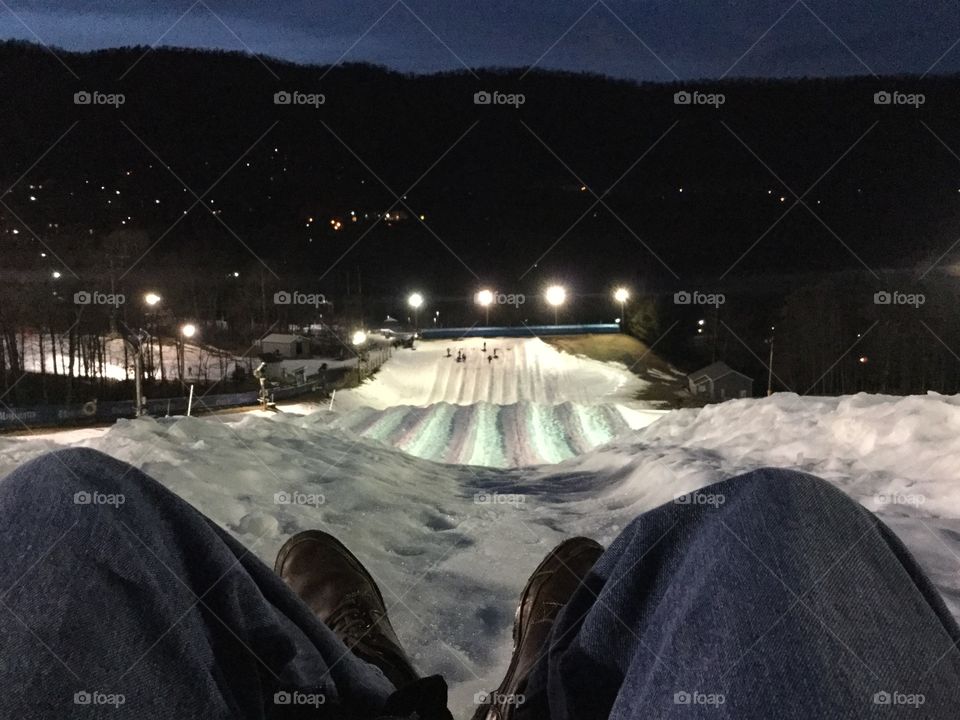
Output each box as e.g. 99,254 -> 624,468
419,323 -> 621,339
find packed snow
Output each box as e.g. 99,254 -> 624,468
1,339 -> 959,716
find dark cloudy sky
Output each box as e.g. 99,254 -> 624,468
3,0 -> 960,79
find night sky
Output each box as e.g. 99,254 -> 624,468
2,0 -> 960,79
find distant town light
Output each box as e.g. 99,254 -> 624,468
51,271 -> 61,279
698,319 -> 706,326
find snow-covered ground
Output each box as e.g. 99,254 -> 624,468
1,339 -> 959,715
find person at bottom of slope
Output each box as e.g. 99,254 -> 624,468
1,448 -> 959,719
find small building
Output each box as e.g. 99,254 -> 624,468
688,361 -> 753,402
259,333 -> 309,359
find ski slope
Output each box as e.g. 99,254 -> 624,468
2,342 -> 960,715
331,337 -> 659,466
338,336 -> 648,409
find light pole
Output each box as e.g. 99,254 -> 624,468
130,292 -> 162,416
143,292 -> 162,382
178,323 -> 196,382
545,285 -> 566,326
133,331 -> 147,417
614,287 -> 629,327
408,292 -> 423,332
766,326 -> 775,396
476,289 -> 493,325
352,330 -> 367,384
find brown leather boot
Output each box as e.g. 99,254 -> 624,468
473,537 -> 604,720
274,530 -> 420,690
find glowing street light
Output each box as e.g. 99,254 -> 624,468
51,271 -> 61,279
352,330 -> 367,346
144,292 -> 161,306
408,292 -> 424,331
176,323 -> 198,383
475,288 -> 494,325
545,285 -> 566,326
613,287 -> 629,326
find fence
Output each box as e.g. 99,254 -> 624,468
0,382 -> 321,431
419,323 -> 621,340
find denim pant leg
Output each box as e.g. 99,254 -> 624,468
521,468 -> 960,720
0,448 -> 396,719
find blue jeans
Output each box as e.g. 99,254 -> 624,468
1,449 -> 957,718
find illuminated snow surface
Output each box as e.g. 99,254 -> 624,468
2,338 -> 960,715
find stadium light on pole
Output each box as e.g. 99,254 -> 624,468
614,287 -> 629,327
476,289 -> 494,325
177,324 -> 197,384
408,292 -> 424,331
545,285 -> 566,326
